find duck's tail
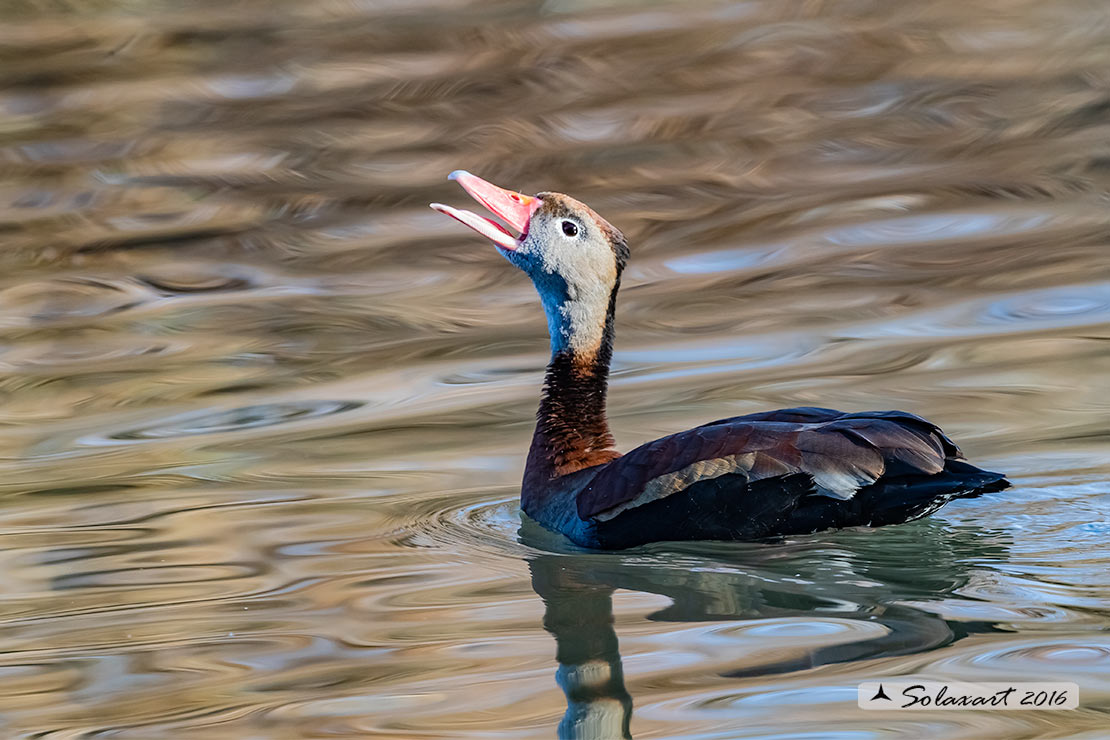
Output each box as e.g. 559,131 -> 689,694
782,460 -> 1009,534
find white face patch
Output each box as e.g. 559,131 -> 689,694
516,205 -> 618,355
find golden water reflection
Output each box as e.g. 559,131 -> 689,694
0,0 -> 1108,736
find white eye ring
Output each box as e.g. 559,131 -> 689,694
561,220 -> 579,237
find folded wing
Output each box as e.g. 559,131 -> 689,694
576,407 -> 963,521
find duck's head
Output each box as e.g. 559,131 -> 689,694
432,171 -> 628,356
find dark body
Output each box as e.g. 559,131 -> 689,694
524,402 -> 1008,550
431,175 -> 1009,550
515,225 -> 1008,549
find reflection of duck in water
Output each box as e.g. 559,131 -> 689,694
526,518 -> 1010,739
433,173 -> 1008,548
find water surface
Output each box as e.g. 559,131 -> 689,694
1,0 -> 1109,737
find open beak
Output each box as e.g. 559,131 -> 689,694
430,171 -> 541,251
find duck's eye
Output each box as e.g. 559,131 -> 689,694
561,221 -> 579,237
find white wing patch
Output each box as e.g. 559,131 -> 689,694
594,452 -> 755,522
589,443 -> 887,521
809,467 -> 878,500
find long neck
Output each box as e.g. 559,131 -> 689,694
522,285 -> 621,502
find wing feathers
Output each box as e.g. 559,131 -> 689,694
829,419 -> 946,476
593,452 -> 755,522
795,428 -> 885,499
576,408 -> 961,520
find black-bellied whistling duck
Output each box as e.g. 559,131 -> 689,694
431,171 -> 1009,549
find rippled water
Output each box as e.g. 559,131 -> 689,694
2,0 -> 1109,737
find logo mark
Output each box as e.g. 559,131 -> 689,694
870,684 -> 892,701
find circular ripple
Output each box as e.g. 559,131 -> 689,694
0,278 -> 158,328
823,210 -> 1051,247
0,337 -> 189,372
982,284 -> 1110,325
968,642 -> 1110,668
136,263 -> 261,294
83,400 -> 364,444
401,490 -> 530,559
924,636 -> 1110,690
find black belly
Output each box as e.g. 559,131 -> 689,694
586,461 -> 1008,550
